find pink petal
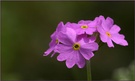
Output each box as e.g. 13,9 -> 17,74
51,52 -> 56,57
89,36 -> 96,42
95,15 -> 105,25
44,39 -> 57,56
78,20 -> 92,24
119,40 -> 128,46
102,20 -> 111,31
57,51 -> 72,61
50,22 -> 65,39
57,32 -> 73,45
57,44 -> 73,61
76,28 -> 85,35
97,26 -> 105,35
66,28 -> 77,42
66,51 -> 78,68
56,21 -> 64,32
111,34 -> 128,46
43,46 -> 54,56
78,38 -> 87,45
101,17 -> 114,31
81,42 -> 98,51
56,22 -> 64,31
83,36 -> 90,43
100,34 -> 108,42
98,15 -> 105,21
76,53 -> 85,68
76,34 -> 87,42
88,20 -> 97,27
80,48 -> 94,60
49,39 -> 56,47
56,44 -> 72,53
110,25 -> 121,34
107,39 -> 114,47
102,21 -> 109,31
65,22 -> 75,29
67,23 -> 80,31
86,28 -> 96,35
105,17 -> 114,27
50,31 -> 56,39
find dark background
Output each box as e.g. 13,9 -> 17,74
1,1 -> 134,80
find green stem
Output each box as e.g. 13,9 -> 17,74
86,60 -> 92,81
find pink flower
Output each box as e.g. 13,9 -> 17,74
43,22 -> 65,57
97,17 -> 128,47
66,20 -> 96,35
56,28 -> 98,68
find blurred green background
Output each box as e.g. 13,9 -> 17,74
1,1 -> 134,80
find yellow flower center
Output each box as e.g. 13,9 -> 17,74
81,25 -> 88,29
56,39 -> 59,44
73,43 -> 80,50
106,32 -> 111,37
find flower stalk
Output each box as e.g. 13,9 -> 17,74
86,60 -> 92,81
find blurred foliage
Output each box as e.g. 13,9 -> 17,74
1,1 -> 134,80
112,60 -> 135,80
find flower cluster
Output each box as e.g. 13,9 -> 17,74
43,15 -> 128,68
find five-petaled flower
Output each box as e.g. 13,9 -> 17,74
56,28 -> 98,68
97,17 -> 128,47
44,22 -> 65,57
67,20 -> 97,35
